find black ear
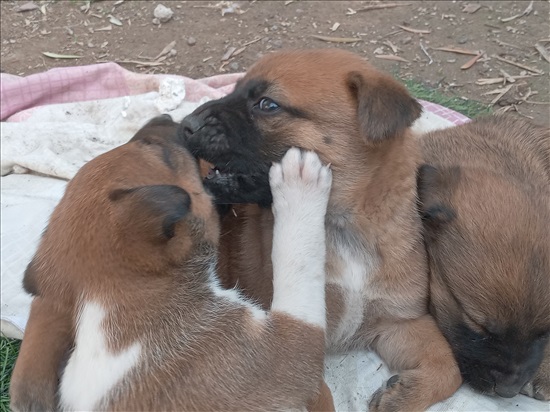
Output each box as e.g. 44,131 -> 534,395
417,164 -> 458,227
110,185 -> 191,240
347,71 -> 422,143
22,259 -> 40,296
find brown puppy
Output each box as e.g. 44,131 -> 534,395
417,116 -> 550,400
10,115 -> 335,411
180,49 -> 462,411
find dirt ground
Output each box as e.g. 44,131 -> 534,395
1,0 -> 549,125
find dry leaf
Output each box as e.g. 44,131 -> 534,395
375,55 -> 410,63
39,4 -> 47,15
535,43 -> 550,64
397,25 -> 431,34
108,15 -> 123,26
117,60 -> 164,67
461,53 -> 482,70
222,47 -> 237,61
15,2 -> 39,12
311,35 -> 361,43
154,40 -> 176,61
42,52 -> 82,59
462,4 -> 481,14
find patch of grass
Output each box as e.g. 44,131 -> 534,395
1,337 -> 21,412
402,78 -> 492,119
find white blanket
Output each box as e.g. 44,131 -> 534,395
1,77 -> 547,412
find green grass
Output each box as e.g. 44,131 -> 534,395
1,337 -> 21,412
0,80 -> 489,412
402,78 -> 492,119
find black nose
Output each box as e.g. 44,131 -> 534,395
180,114 -> 204,135
491,370 -> 523,398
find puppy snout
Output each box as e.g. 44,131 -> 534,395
181,115 -> 205,136
491,370 -> 523,398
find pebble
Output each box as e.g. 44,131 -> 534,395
229,62 -> 239,71
154,4 -> 174,23
187,36 -> 196,46
457,35 -> 468,44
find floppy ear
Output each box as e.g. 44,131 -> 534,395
129,114 -> 179,143
109,185 -> 191,241
347,71 -> 422,143
417,164 -> 459,227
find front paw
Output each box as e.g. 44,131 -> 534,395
269,147 -> 332,219
520,364 -> 550,401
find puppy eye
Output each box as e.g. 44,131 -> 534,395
256,97 -> 280,113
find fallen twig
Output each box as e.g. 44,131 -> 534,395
490,84 -> 514,105
242,37 -> 263,47
433,46 -> 480,56
420,42 -> 433,64
355,2 -> 412,12
500,0 -> 534,23
461,53 -> 483,70
492,55 -> 544,74
476,74 -> 540,85
375,55 -> 410,63
311,35 -> 361,43
397,25 -> 431,34
498,68 -> 516,83
116,60 -> 164,67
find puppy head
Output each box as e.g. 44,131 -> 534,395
418,164 -> 550,398
25,114 -> 219,300
179,48 -> 421,205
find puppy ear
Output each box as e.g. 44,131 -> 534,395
129,114 -> 178,143
110,185 -> 191,240
417,164 -> 459,227
347,71 -> 422,143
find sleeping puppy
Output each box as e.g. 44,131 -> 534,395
417,116 -> 550,400
180,48 -> 462,411
9,115 -> 334,411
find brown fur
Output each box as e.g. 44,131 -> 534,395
417,116 -> 550,399
184,49 -> 462,411
10,115 -> 333,411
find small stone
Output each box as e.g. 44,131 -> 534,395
401,36 -> 412,45
272,39 -> 283,48
229,62 -> 239,71
457,35 -> 468,44
154,4 -> 174,23
446,59 -> 456,63
152,17 -> 160,25
187,36 -> 196,46
169,49 -> 177,57
9,39 -> 16,44
270,25 -> 278,31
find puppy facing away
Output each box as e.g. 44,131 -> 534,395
417,116 -> 550,400
180,48 -> 462,411
9,114 -> 335,411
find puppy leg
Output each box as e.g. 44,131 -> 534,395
270,147 -> 332,329
521,342 -> 550,401
369,314 -> 462,412
10,297 -> 73,412
307,380 -> 336,412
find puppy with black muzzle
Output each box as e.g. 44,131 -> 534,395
417,116 -> 550,401
180,49 -> 462,411
9,115 -> 335,411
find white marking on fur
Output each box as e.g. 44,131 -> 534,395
270,148 -> 332,329
328,248 -> 372,347
60,302 -> 141,411
208,263 -> 267,321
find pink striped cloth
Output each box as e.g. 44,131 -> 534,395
0,62 -> 470,125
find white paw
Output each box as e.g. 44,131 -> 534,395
269,148 -> 332,219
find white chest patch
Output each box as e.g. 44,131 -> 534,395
327,249 -> 374,348
60,301 -> 142,411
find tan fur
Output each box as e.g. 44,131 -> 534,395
10,117 -> 333,411
207,49 -> 462,411
418,116 -> 550,399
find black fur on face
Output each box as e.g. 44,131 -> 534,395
178,79 -> 296,207
444,321 -> 549,397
